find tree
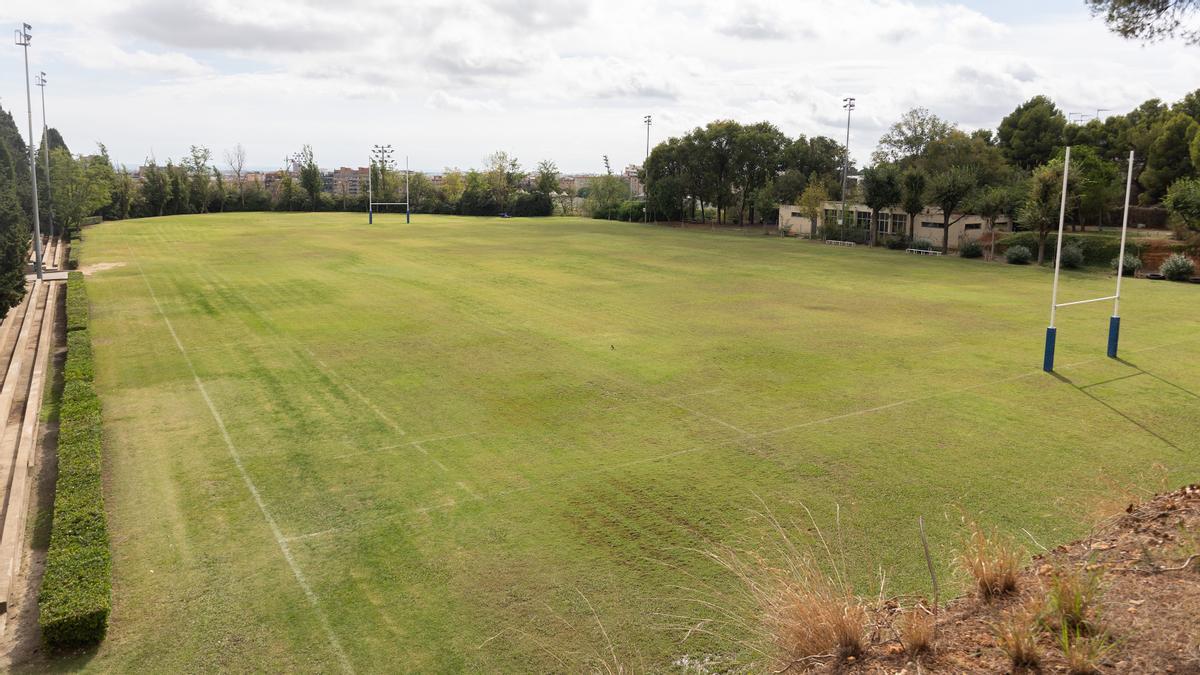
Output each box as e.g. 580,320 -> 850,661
861,164 -> 902,246
183,145 -> 212,213
0,189 -> 26,314
971,182 -> 1024,260
297,145 -> 322,210
534,160 -> 559,195
796,182 -> 828,237
1020,158 -> 1077,264
900,169 -> 927,239
225,143 -> 247,208
997,96 -> 1067,170
49,149 -> 112,229
141,159 -> 168,216
1069,146 -> 1121,229
926,166 -> 977,253
484,151 -> 523,208
872,108 -> 956,165
733,121 -> 787,224
441,168 -> 465,204
111,166 -> 138,220
1086,0 -> 1200,44
1165,176 -> 1200,237
586,173 -> 629,218
1139,112 -> 1200,202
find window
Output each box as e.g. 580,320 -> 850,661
856,211 -> 871,228
965,223 -> 981,230
877,217 -> 889,233
824,209 -> 841,225
791,211 -> 803,218
921,221 -> 945,229
892,213 -> 907,231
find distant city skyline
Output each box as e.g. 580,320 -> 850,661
2,0 -> 1197,173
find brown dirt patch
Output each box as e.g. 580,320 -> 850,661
79,262 -> 126,276
805,485 -> 1200,673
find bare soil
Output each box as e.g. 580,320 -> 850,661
814,485 -> 1200,673
78,262 -> 125,276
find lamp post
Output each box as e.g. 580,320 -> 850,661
15,23 -> 43,280
838,97 -> 855,229
35,71 -> 53,238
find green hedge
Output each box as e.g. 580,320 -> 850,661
38,277 -> 111,648
65,272 -> 88,333
66,246 -> 79,271
998,232 -> 1145,266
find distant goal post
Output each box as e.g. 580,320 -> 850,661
367,146 -> 410,224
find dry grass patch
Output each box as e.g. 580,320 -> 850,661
957,524 -> 1024,600
992,598 -> 1043,669
897,606 -> 935,655
1045,564 -> 1103,634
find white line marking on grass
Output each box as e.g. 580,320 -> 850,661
331,432 -> 478,461
130,252 -> 354,674
305,348 -> 407,436
660,387 -> 725,401
400,338 -> 1200,520
283,528 -> 340,543
412,442 -> 449,473
665,399 -> 750,436
456,482 -> 484,501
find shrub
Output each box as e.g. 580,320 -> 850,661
998,232 -> 1145,266
39,274 -> 111,648
884,235 -> 909,250
1059,626 -> 1113,675
959,240 -> 983,258
65,272 -> 88,332
1111,253 -> 1142,276
63,330 -> 94,382
508,192 -> 553,217
910,238 -> 936,251
1058,244 -> 1084,269
956,524 -> 1023,600
1160,253 -> 1196,281
1006,245 -> 1032,265
66,246 -> 79,271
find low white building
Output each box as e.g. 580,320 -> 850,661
778,201 -> 1012,249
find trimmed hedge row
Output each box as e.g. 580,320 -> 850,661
66,245 -> 78,271
997,232 -> 1146,266
38,275 -> 112,648
65,272 -> 88,333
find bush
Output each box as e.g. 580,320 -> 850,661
1058,244 -> 1084,269
910,238 -> 936,251
1006,245 -> 1032,265
66,246 -> 79,271
959,240 -> 983,258
508,192 -> 553,217
998,232 -> 1145,267
39,274 -> 111,648
1160,253 -> 1196,281
65,272 -> 88,332
884,235 -> 910,250
1111,253 -> 1142,276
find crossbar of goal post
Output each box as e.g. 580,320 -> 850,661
367,154 -> 411,225
1043,149 -> 1136,372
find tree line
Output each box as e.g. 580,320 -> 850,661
642,91 -> 1200,260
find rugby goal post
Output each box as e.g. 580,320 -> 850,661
1043,148 -> 1136,372
368,153 -> 410,225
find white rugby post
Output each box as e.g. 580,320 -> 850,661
367,144 -> 409,225
1043,148 -> 1136,372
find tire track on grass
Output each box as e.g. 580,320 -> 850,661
127,247 -> 355,674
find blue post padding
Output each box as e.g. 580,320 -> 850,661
1107,316 -> 1121,358
369,208 -> 373,224
1043,327 -> 1057,372
406,209 -> 411,224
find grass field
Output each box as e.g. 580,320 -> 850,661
75,213 -> 1199,672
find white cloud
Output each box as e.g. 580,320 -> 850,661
0,0 -> 1197,172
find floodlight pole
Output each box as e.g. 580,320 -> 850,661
36,71 -> 53,238
15,23 -> 43,280
1108,150 -> 1135,359
1043,146 -> 1072,372
839,97 -> 855,228
367,155 -> 373,224
405,155 -> 410,224
644,114 -> 651,222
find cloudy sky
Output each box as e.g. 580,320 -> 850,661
0,0 -> 1196,174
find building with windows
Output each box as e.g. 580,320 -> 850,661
778,201 -> 1011,249
323,167 -> 370,196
